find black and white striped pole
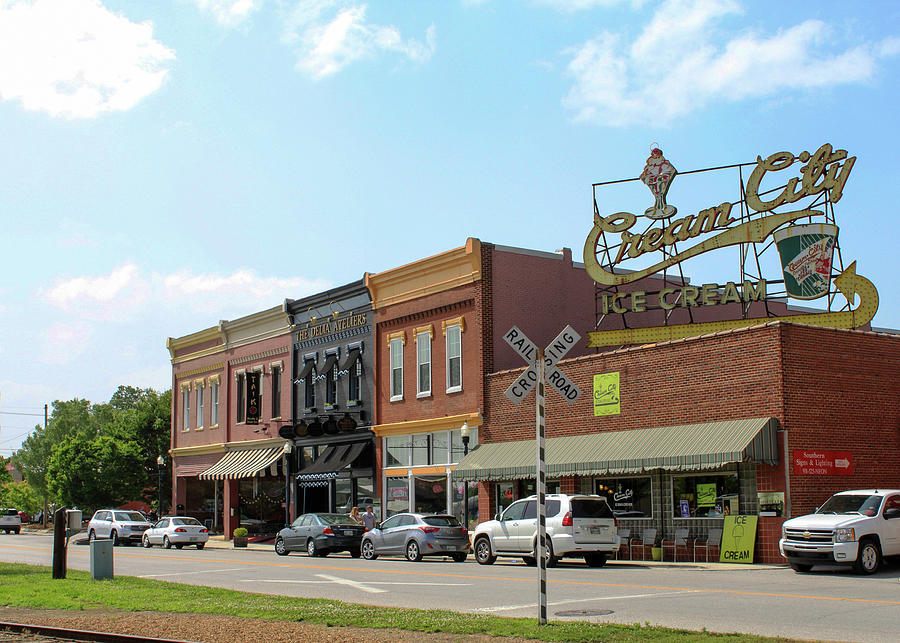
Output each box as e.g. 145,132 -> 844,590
536,349 -> 547,625
503,325 -> 582,626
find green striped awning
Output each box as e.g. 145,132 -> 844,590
452,418 -> 778,481
198,446 -> 284,480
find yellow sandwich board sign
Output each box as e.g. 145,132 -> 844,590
719,515 -> 758,564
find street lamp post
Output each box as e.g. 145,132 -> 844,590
461,422 -> 470,531
156,455 -> 165,518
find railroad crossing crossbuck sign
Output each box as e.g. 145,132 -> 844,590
501,324 -> 581,626
503,325 -> 582,405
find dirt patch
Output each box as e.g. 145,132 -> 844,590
0,608 -> 542,643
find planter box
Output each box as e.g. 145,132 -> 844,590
233,537 -> 248,548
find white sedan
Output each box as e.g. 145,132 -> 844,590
142,516 -> 209,549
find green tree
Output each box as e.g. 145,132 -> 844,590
47,434 -> 144,511
0,457 -> 12,486
0,481 -> 42,515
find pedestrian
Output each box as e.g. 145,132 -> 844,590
349,506 -> 362,525
361,505 -> 377,532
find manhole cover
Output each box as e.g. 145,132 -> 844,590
554,609 -> 614,617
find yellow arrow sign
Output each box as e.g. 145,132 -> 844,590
586,262 -> 878,348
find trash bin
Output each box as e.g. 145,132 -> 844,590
90,538 -> 114,580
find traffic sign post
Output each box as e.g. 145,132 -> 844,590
502,325 -> 581,625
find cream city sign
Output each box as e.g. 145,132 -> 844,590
583,143 -> 879,347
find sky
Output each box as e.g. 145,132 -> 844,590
2,0 -> 899,455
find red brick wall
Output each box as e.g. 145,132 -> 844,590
375,284 -> 483,425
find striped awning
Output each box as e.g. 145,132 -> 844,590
453,418 -> 779,482
198,446 -> 284,480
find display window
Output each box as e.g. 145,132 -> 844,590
672,473 -> 739,518
386,477 -> 409,517
595,477 -> 652,518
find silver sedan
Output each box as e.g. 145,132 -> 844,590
361,513 -> 469,562
142,516 -> 209,550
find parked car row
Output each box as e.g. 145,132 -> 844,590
274,494 -> 620,567
86,510 -> 208,549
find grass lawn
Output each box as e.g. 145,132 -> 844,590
0,563 -> 795,642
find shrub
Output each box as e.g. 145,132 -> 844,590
233,527 -> 248,538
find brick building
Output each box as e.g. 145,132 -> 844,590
167,305 -> 292,539
456,322 -> 900,563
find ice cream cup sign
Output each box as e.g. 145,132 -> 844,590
773,223 -> 838,300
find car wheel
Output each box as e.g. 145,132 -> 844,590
584,553 -> 607,567
522,556 -> 537,566
274,537 -> 288,556
164,536 -> 172,549
88,530 -> 96,542
853,539 -> 881,575
789,562 -> 813,573
535,539 -> 558,568
142,535 -> 151,548
175,543 -> 183,549
307,538 -> 318,557
196,543 -> 204,550
406,540 -> 422,562
451,552 -> 467,562
361,539 -> 378,560
474,537 -> 495,565
349,549 -> 361,558
110,530 -> 119,547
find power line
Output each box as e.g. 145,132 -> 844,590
0,411 -> 45,417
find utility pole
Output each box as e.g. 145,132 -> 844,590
42,404 -> 49,529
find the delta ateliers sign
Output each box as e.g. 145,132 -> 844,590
583,143 -> 879,347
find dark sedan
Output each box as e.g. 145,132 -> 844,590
274,513 -> 364,557
361,513 -> 469,562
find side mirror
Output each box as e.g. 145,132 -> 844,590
374,522 -> 381,530
494,513 -> 502,521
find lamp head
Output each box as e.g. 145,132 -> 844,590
460,421 -> 470,440
156,455 -> 165,466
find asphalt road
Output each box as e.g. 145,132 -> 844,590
1,532 -> 898,642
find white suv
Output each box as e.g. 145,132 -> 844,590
473,494 -> 619,567
87,509 -> 152,546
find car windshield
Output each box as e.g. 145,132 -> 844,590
816,494 -> 882,516
114,512 -> 147,522
318,514 -> 358,526
571,499 -> 613,519
171,518 -> 202,526
3,509 -> 18,516
423,516 -> 460,527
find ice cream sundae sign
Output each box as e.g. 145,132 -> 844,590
583,143 -> 879,347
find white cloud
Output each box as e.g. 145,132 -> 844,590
562,0 -> 900,126
40,321 -> 94,365
190,0 -> 260,27
283,1 -> 436,79
40,263 -> 145,320
0,0 -> 175,118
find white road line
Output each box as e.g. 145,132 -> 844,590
138,568 -> 243,578
316,573 -> 386,594
475,590 -> 697,613
246,579 -> 471,588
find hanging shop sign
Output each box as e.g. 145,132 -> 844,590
245,371 -> 261,424
792,449 -> 853,476
583,143 -> 879,347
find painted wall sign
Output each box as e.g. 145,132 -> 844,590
592,373 -> 620,416
719,515 -> 758,564
584,143 -> 879,348
792,449 -> 853,476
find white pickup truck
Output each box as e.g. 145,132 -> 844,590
779,489 -> 900,574
0,508 -> 22,534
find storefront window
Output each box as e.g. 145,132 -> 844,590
386,477 -> 409,517
300,446 -> 314,470
518,479 -> 535,499
356,477 -> 379,516
452,480 -> 480,526
411,433 -> 429,466
595,477 -> 652,518
496,482 -> 514,513
431,431 -> 449,465
335,478 -> 352,515
385,436 -> 410,467
414,476 -> 447,514
672,473 -> 739,518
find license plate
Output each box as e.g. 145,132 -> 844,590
189,537 -> 199,542
589,526 -> 603,534
344,530 -> 355,536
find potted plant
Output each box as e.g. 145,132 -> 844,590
651,533 -> 663,561
233,527 -> 248,548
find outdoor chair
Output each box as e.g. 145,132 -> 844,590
616,528 -> 631,559
693,527 -> 723,562
630,528 -> 657,560
662,528 -> 692,561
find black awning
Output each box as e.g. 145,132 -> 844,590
340,348 -> 361,372
296,441 -> 368,482
319,353 -> 339,376
296,359 -> 316,382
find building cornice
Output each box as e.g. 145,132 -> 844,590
166,327 -> 223,362
170,436 -> 286,458
366,238 -> 482,310
372,411 -> 483,437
